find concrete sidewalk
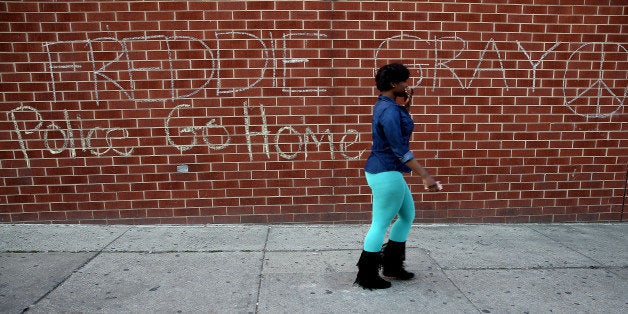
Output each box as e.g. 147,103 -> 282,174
1,223 -> 626,313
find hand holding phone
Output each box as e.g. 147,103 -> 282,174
402,86 -> 413,108
425,181 -> 443,192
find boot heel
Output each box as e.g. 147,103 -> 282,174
382,240 -> 415,280
354,250 -> 391,290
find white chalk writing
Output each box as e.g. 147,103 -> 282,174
562,42 -> 627,118
8,105 -> 135,167
374,34 -> 626,118
4,30 -> 627,165
165,101 -> 362,161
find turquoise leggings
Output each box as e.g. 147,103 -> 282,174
363,171 -> 416,252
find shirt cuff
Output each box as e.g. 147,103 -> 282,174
400,151 -> 414,164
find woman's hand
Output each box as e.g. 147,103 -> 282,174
402,86 -> 413,109
422,175 -> 443,192
406,158 -> 443,192
424,179 -> 443,192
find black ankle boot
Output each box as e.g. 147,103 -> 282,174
354,250 -> 391,290
382,240 -> 415,280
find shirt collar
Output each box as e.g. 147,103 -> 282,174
378,95 -> 396,103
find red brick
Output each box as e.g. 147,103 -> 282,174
9,212 -> 39,222
0,1 -> 624,224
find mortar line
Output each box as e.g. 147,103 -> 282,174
21,227 -> 133,313
253,225 -> 271,314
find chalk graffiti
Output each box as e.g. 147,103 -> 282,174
4,30 -> 628,166
44,31 -> 626,112
241,101 -> 362,161
8,105 -> 135,167
165,101 -> 363,161
375,35 -> 509,90
562,42 -> 627,118
44,31 -> 328,104
165,103 -> 231,153
374,35 -> 626,118
8,100 -> 363,167
516,41 -> 561,92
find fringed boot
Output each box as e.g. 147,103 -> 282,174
382,240 -> 415,280
354,250 -> 391,290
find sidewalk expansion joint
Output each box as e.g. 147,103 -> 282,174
439,265 -> 627,271
20,227 -> 133,313
526,225 -> 612,268
420,247 -> 484,313
253,225 -> 271,314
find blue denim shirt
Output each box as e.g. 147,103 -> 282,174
364,95 -> 415,174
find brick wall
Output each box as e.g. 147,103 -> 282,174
1,1 -> 626,224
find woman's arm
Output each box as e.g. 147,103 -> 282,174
402,88 -> 442,192
405,158 -> 442,192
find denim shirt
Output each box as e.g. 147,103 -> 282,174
364,95 -> 415,174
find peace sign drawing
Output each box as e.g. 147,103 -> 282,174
562,42 -> 627,119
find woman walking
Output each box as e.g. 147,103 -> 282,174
355,63 -> 442,290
